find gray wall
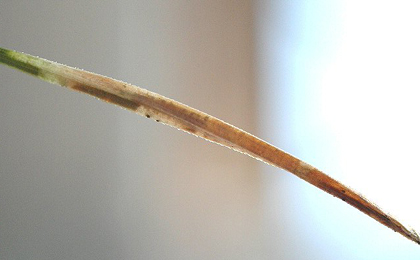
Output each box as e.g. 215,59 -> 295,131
0,1 -> 261,259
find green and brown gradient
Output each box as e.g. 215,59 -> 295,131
1,46 -> 419,245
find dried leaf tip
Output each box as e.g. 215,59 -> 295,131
1,46 -> 419,245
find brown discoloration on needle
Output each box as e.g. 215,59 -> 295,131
70,83 -> 140,111
300,166 -> 420,243
1,47 -> 419,245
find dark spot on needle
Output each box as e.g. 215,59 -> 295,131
146,114 -> 150,118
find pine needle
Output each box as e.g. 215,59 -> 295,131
1,46 -> 419,245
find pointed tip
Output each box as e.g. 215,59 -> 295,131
410,229 -> 420,245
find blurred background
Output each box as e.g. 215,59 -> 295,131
1,1 -> 419,259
